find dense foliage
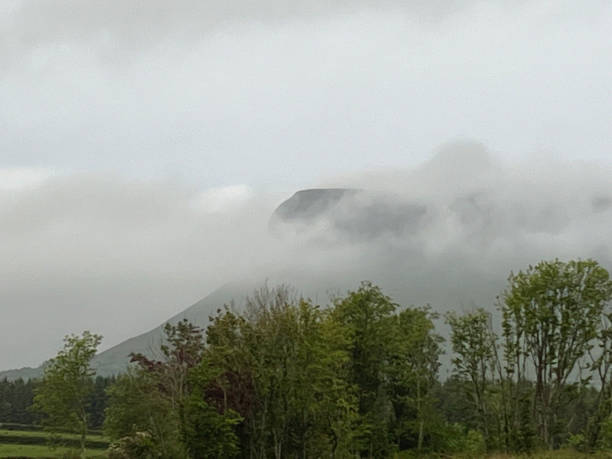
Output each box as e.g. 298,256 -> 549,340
5,258 -> 612,457
444,259 -> 612,453
32,331 -> 103,456
102,283 -> 445,457
0,378 -> 39,425
0,376 -> 111,429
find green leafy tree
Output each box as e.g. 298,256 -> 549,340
33,331 -> 102,457
390,306 -> 443,452
332,281 -> 398,457
130,319 -> 205,411
87,376 -> 114,429
107,319 -> 243,458
308,307 -> 360,457
446,308 -> 499,447
0,377 -> 40,424
106,320 -> 206,458
586,306 -> 612,449
501,259 -> 612,448
181,362 -> 242,458
104,369 -> 183,457
205,286 -> 360,458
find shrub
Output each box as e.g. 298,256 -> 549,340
108,432 -> 158,459
566,432 -> 586,451
465,429 -> 486,455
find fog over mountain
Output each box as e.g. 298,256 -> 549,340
2,0 -> 612,375
2,142 -> 612,377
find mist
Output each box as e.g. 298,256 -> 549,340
2,142 -> 612,370
2,1 -> 611,187
2,0 -> 612,370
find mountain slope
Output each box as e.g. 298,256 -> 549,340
0,186 -> 497,380
6,170 -> 606,381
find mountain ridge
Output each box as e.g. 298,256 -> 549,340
1,188 -> 365,380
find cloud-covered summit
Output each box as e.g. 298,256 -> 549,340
4,141 -> 612,371
2,0 -> 612,373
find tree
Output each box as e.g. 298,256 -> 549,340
332,281 -> 399,457
204,285 -> 360,458
33,331 -> 102,457
181,362 -> 242,458
586,305 -> 612,449
87,376 -> 114,429
501,259 -> 612,448
104,369 -> 186,458
390,306 -> 443,452
130,319 -> 205,411
0,377 -> 39,424
106,320 -> 206,458
446,309 -> 499,447
308,306 -> 360,457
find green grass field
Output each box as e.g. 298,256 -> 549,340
0,430 -> 108,441
0,428 -> 108,458
398,451 -> 612,458
0,444 -> 106,458
2,429 -> 611,459
487,452 -> 612,458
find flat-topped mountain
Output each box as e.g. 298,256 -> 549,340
4,169 -> 611,380
0,187 -> 433,380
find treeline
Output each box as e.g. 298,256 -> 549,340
17,258 -> 612,457
104,283 -> 447,458
441,259 -> 612,453
0,378 -> 38,424
0,376 -> 113,429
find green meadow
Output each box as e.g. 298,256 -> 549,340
0,428 -> 107,458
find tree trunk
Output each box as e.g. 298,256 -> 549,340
417,379 -> 424,451
80,410 -> 87,459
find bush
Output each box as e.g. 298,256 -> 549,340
108,431 -> 187,459
108,432 -> 158,459
465,429 -> 486,455
597,418 -> 612,450
435,422 -> 469,453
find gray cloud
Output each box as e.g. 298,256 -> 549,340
3,142 -> 612,370
1,0 -> 472,63
1,0 -> 611,187
2,1 -> 612,370
0,175 -> 281,368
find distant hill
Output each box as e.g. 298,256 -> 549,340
0,366 -> 46,382
6,177 -> 597,381
90,279 -> 259,377
0,186 -> 508,380
5,188 -> 413,380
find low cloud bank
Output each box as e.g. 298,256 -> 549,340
2,142 -> 612,370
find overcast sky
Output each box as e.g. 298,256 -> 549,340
1,0 -> 612,370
